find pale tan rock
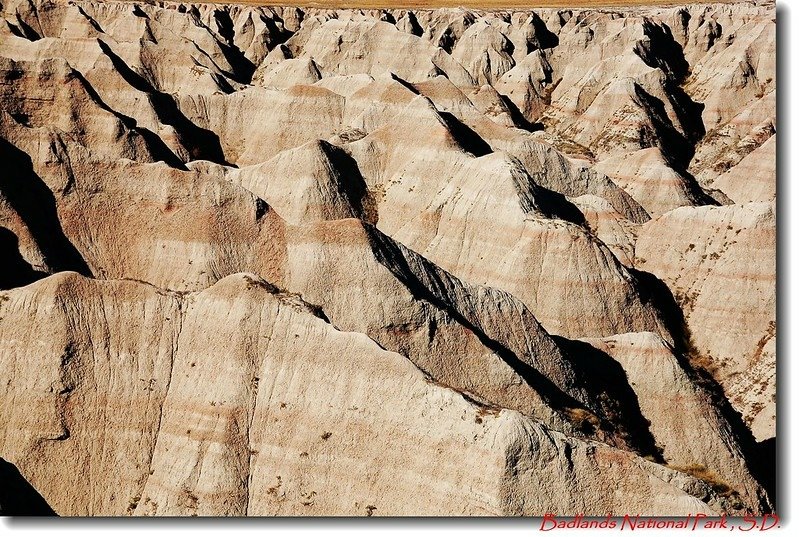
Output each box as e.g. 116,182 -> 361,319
494,49 -> 552,123
570,195 -> 638,266
635,202 -> 776,441
2,129 -> 768,505
290,17 -> 474,86
711,135 -> 776,204
450,19 -> 515,85
594,148 -> 711,217
230,7 -> 291,66
576,332 -> 767,510
690,91 -> 776,187
684,17 -> 775,130
0,136 -> 609,446
465,83 -> 519,128
0,136 -> 285,290
312,73 -> 375,97
177,85 -> 345,165
0,273 -> 181,516
226,139 -> 369,225
256,57 -> 321,90
252,43 -> 293,84
348,97 -> 668,340
0,273 -> 745,516
341,72 -> 419,132
0,0 -> 776,517
418,8 -> 476,53
0,57 -> 162,163
396,11 -> 422,36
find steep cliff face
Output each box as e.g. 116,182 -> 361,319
0,0 -> 775,516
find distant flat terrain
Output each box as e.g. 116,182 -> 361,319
132,0 -> 739,8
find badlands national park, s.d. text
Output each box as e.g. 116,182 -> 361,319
0,0 -> 776,517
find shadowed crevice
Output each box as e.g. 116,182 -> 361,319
752,437 -> 776,507
529,12 -> 559,51
65,66 -> 187,169
316,140 -> 375,225
553,336 -> 662,460
0,226 -> 47,290
0,138 -> 92,279
363,224 -> 600,420
0,458 -> 57,516
97,39 -> 230,166
497,93 -> 545,132
629,267 -> 774,511
438,112 -> 492,157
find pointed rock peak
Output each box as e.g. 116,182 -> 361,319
476,83 -> 502,100
397,94 -> 446,125
284,83 -> 340,99
18,270 -> 86,294
353,71 -> 419,98
460,18 -> 508,42
257,57 -> 322,89
355,94 -> 491,158
412,74 -> 476,110
611,76 -> 643,98
271,43 -> 293,59
303,57 -> 322,75
231,139 -> 369,225
477,152 -> 587,225
313,73 -> 375,97
383,71 -> 418,91
396,11 -> 423,36
272,139 -> 355,174
299,138 -> 337,156
252,43 -> 293,81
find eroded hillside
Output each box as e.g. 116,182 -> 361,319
0,0 -> 776,516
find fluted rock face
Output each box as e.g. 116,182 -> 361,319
0,0 -> 775,517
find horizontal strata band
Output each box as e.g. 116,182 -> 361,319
0,0 -> 776,517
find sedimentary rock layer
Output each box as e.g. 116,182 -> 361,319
0,0 -> 776,516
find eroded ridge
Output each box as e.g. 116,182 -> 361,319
0,0 -> 775,516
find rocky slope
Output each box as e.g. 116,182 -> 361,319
0,0 -> 775,516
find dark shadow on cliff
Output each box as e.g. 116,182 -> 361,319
208,9 -> 258,83
0,227 -> 47,290
61,66 -> 188,170
633,19 -> 708,175
751,437 -> 776,506
363,223 -> 618,436
529,12 -> 559,51
552,336 -> 662,460
317,140 -> 376,225
97,39 -> 231,166
632,82 -> 701,172
630,266 -> 775,511
439,112 -> 493,157
498,94 -> 546,133
636,19 -> 689,81
0,138 -> 92,279
0,458 -> 57,516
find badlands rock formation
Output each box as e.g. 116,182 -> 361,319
0,0 -> 776,516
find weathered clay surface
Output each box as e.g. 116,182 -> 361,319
635,202 -> 776,443
0,0 -> 775,516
